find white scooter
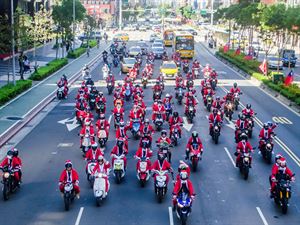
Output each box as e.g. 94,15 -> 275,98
87,160 -> 97,188
93,172 -> 110,206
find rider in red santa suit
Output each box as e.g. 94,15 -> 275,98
202,63 -> 212,76
95,92 -> 107,113
57,74 -> 69,96
235,113 -> 249,142
152,81 -> 163,98
91,155 -> 111,193
79,118 -> 95,146
168,111 -> 183,138
112,102 -> 125,121
242,103 -> 255,118
111,138 -> 128,169
152,152 -> 173,184
59,160 -> 80,198
235,134 -> 254,167
128,104 -> 143,129
157,130 -> 172,146
81,107 -> 94,122
185,131 -> 204,160
172,171 -> 195,210
192,59 -> 200,68
184,91 -> 197,115
212,96 -> 225,110
85,142 -> 104,171
134,142 -> 153,170
133,84 -> 144,97
208,109 -> 222,135
175,74 -> 186,89
139,119 -> 155,146
230,82 -> 241,94
0,150 -> 22,185
95,114 -> 110,138
115,121 -> 129,149
152,99 -> 166,122
106,73 -> 115,86
259,122 -> 277,150
202,83 -> 215,105
270,157 -> 295,198
163,93 -> 173,105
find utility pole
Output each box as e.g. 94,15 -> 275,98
73,0 -> 76,50
210,0 -> 214,26
11,0 -> 16,85
119,0 -> 122,30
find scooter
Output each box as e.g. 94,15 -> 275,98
87,160 -> 97,188
93,172 -> 109,206
112,154 -> 126,184
136,156 -> 150,187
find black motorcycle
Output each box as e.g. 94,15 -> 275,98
211,122 -> 221,144
259,137 -> 274,164
63,182 -> 76,211
236,151 -> 251,180
88,92 -> 96,110
176,87 -> 184,105
2,168 -> 19,201
186,104 -> 195,123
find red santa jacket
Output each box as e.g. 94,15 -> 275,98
135,148 -> 153,158
80,125 -> 95,137
157,137 -> 171,145
112,107 -> 125,116
186,137 -> 203,150
0,157 -> 20,170
230,87 -> 241,94
271,165 -> 293,180
259,127 -> 275,139
111,145 -> 128,156
152,160 -> 171,171
173,179 -> 195,196
59,169 -> 79,184
92,161 -> 111,175
96,119 -> 109,131
235,119 -> 249,130
139,124 -> 155,135
236,141 -> 253,153
242,108 -> 254,117
169,116 -> 183,126
209,114 -> 222,124
96,96 -> 106,104
116,127 -> 129,139
129,109 -> 143,120
153,104 -> 165,113
85,148 -> 103,161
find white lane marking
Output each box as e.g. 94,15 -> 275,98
57,117 -> 80,132
272,116 -> 293,125
256,207 -> 269,225
220,86 -> 300,167
224,147 -> 236,167
57,143 -> 74,147
182,116 -> 193,132
108,115 -> 112,124
168,206 -> 174,225
202,43 -> 300,117
75,207 -> 84,225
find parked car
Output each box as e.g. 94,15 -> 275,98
268,56 -> 283,70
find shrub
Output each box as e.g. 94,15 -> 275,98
30,58 -> 68,81
0,80 -> 32,106
67,47 -> 86,58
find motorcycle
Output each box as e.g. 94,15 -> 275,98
136,156 -> 150,187
81,134 -> 92,156
237,152 -> 251,180
165,102 -> 173,121
183,63 -> 189,73
112,154 -> 126,184
189,143 -> 201,172
114,113 -> 122,129
142,76 -> 148,89
170,125 -> 181,147
82,69 -> 91,80
107,82 -> 114,95
93,172 -> 109,206
273,175 -> 294,214
259,137 -> 274,164
113,57 -> 119,67
154,113 -> 164,131
157,141 -> 172,163
57,86 -> 65,100
176,193 -> 192,225
235,129 -> 249,143
153,91 -> 162,101
176,87 -> 184,105
186,104 -> 195,123
153,170 -> 168,203
2,168 -> 19,201
103,54 -> 108,64
125,85 -> 132,101
210,78 -> 217,90
131,118 -> 141,139
97,129 -> 108,148
234,92 -> 242,110
245,115 -> 255,138
63,182 -> 76,211
88,92 -> 96,110
87,160 -> 97,188
224,101 -> 234,121
211,122 -> 221,144
206,95 -> 213,112
96,101 -> 105,116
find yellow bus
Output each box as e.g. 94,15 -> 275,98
173,31 -> 194,58
163,29 -> 174,47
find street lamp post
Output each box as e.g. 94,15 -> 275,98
211,0 -> 214,26
11,0 -> 16,85
119,0 -> 122,30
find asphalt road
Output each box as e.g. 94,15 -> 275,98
1,32 -> 300,225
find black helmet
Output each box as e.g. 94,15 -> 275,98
12,148 -> 19,157
65,160 -> 72,169
233,82 -> 237,88
161,130 -> 167,136
192,131 -> 198,138
246,104 -> 251,109
173,112 -> 178,117
6,150 -> 13,159
117,139 -> 124,148
263,123 -> 269,129
240,133 -> 248,141
240,114 -> 246,120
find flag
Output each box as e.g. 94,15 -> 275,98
223,44 -> 229,53
244,55 -> 253,60
259,59 -> 267,75
235,48 -> 241,55
284,70 -> 294,86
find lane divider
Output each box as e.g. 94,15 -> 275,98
256,207 -> 269,225
75,207 -> 84,225
168,206 -> 174,225
220,86 -> 300,167
224,147 -> 236,168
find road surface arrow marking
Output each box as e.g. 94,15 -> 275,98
183,116 -> 193,132
58,117 -> 80,131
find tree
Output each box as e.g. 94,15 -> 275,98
83,15 -> 97,45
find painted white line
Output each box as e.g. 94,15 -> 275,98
202,43 -> 300,117
224,147 -> 236,167
256,207 -> 269,225
220,86 -> 300,167
108,115 -> 112,124
75,207 -> 84,225
168,206 -> 174,225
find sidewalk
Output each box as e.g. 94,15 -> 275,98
0,43 -> 107,145
0,40 -> 82,87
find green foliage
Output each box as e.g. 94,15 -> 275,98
0,80 -> 32,106
30,58 -> 68,80
67,47 -> 86,58
217,49 -> 300,106
0,15 -> 11,54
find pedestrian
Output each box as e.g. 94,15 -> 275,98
213,39 -> 217,49
66,41 -> 70,52
87,45 -> 90,57
18,52 -> 24,75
